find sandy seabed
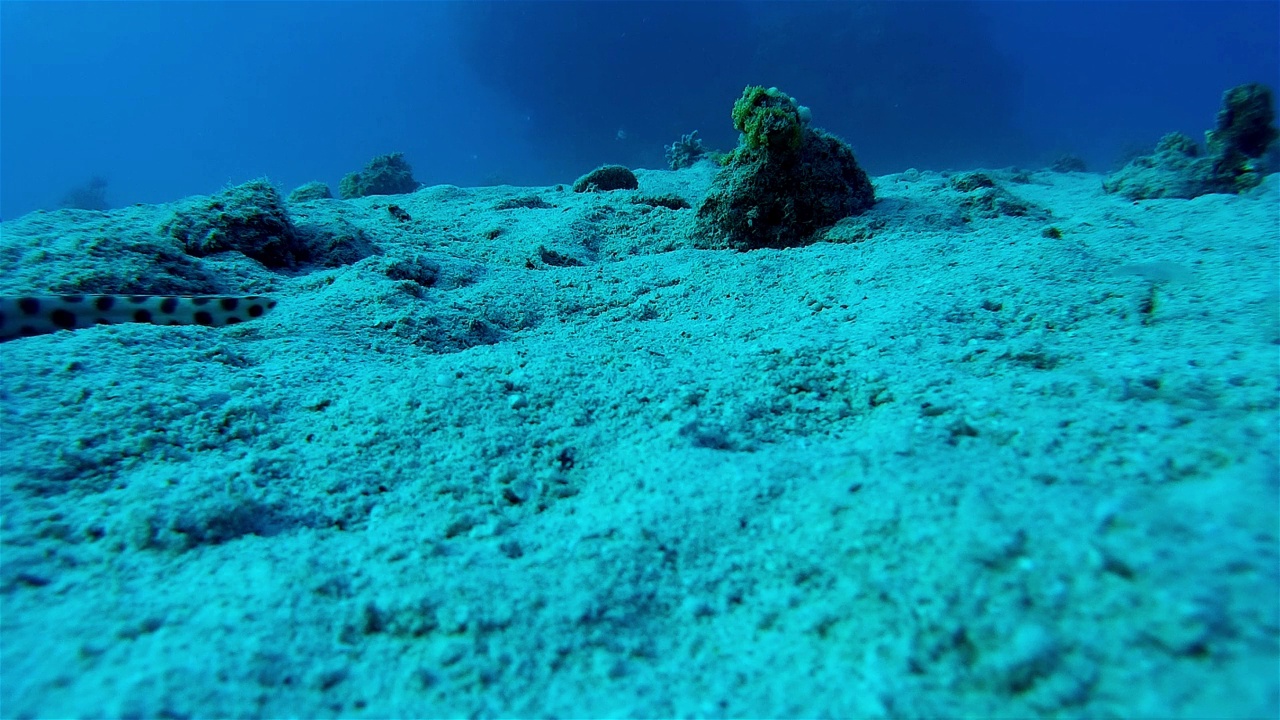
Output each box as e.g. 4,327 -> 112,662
2,164 -> 1277,718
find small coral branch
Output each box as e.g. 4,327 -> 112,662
665,130 -> 706,170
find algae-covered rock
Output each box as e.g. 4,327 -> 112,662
692,86 -> 874,251
287,181 -> 333,203
573,165 -> 639,193
161,179 -> 308,269
339,152 -> 421,199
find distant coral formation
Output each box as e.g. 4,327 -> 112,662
1104,83 -> 1277,199
339,152 -> 421,199
692,86 -> 874,251
59,176 -> 110,211
1049,154 -> 1087,173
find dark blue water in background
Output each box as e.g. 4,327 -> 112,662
1,1 -> 1276,219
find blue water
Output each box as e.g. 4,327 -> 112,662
2,4 -> 1279,717
1,1 -> 1275,220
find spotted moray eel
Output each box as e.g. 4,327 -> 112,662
0,295 -> 278,342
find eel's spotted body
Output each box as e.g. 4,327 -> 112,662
0,295 -> 278,342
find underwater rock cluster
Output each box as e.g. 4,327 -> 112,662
161,179 -> 375,269
1104,82 -> 1278,200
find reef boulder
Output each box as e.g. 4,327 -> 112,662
692,86 -> 874,251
